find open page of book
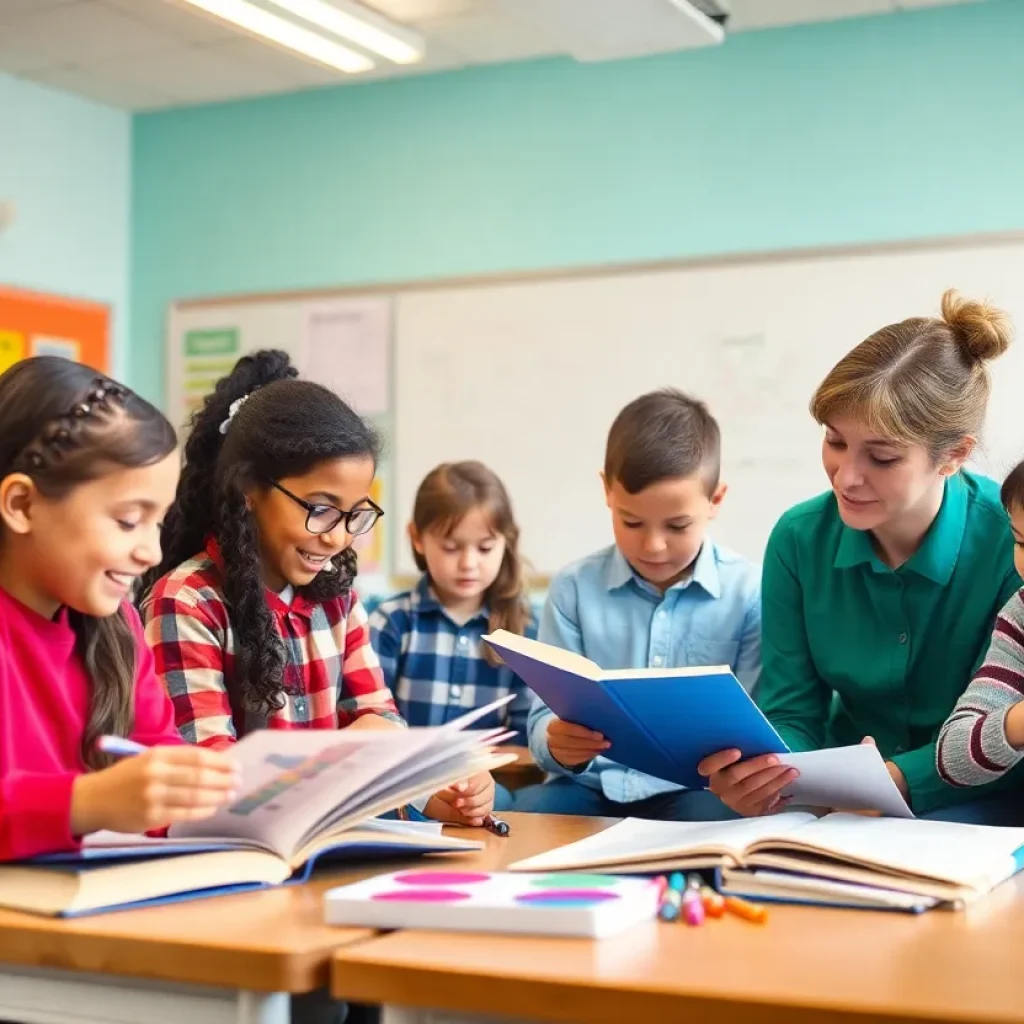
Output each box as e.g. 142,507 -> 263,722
508,812 -> 817,872
752,813 -> 1024,890
173,696 -> 515,859
485,631 -> 601,679
317,724 -> 512,832
780,745 -> 914,818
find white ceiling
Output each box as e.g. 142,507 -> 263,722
0,0 -> 989,111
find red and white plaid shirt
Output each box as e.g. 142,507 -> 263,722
141,538 -> 403,748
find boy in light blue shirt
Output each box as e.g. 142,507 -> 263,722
516,389 -> 760,819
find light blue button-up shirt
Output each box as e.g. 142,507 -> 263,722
527,541 -> 762,803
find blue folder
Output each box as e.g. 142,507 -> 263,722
485,631 -> 788,788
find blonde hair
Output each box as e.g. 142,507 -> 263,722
811,289 -> 1013,459
411,461 -> 531,664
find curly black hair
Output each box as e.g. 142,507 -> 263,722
140,350 -> 381,714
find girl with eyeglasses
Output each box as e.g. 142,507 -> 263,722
139,350 -> 496,827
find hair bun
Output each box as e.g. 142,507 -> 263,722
941,288 -> 1013,363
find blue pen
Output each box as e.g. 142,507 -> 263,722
97,735 -> 148,758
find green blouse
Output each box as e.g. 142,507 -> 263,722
759,471 -> 1020,814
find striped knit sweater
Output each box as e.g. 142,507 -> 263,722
936,587 -> 1024,787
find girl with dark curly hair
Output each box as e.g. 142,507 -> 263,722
139,349 -> 496,827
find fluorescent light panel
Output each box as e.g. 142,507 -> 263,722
262,0 -> 425,64
175,0 -> 375,72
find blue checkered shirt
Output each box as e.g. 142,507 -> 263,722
369,578 -> 537,744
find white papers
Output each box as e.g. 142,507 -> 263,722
781,744 -> 914,818
302,298 -> 390,416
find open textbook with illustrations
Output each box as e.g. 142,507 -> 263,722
0,700 -> 515,917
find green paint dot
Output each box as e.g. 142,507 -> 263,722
530,873 -> 619,889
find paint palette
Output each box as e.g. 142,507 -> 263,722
324,870 -> 659,939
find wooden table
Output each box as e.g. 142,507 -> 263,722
332,837 -> 1024,1024
0,813 -> 609,1024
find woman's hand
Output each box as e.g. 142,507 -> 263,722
70,746 -> 239,836
697,749 -> 799,817
425,771 -> 496,827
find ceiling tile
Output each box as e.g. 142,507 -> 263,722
0,0 -> 77,22
728,0 -> 894,31
0,2 -> 183,66
98,0 -> 242,43
198,36 -> 345,86
26,64 -> 175,108
91,42 -> 316,104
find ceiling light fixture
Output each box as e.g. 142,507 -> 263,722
173,0 -> 375,73
262,0 -> 425,64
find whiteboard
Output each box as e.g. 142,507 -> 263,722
393,237 -> 1024,576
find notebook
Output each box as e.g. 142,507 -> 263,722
509,813 -> 1024,908
483,630 -> 785,789
324,869 -> 659,938
718,869 -> 939,913
0,700 -> 516,917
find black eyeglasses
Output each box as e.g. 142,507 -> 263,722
267,480 -> 383,537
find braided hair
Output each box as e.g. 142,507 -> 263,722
140,350 -> 381,715
0,357 -> 177,770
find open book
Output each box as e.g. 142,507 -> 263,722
509,813 -> 1024,908
0,701 -> 515,917
484,630 -> 785,789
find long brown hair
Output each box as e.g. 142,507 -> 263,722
0,357 -> 177,770
411,461 -> 530,664
811,290 -> 1013,459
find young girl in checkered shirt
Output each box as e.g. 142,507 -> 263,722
138,350 -> 496,827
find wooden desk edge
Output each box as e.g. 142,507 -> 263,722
0,924 -> 378,994
329,946 -> 1000,1024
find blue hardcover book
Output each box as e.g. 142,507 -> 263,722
484,630 -> 787,788
0,701 -> 516,917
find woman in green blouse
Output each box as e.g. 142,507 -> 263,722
699,290 -> 1022,824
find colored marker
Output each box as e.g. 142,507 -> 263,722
658,873 -> 685,922
724,895 -> 768,924
700,886 -> 726,919
682,887 -> 705,927
658,887 -> 682,922
482,815 -> 510,838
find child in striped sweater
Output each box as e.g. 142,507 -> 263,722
936,460 -> 1024,787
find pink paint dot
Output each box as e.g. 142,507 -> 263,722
372,889 -> 470,903
515,890 -> 620,907
393,871 -> 490,886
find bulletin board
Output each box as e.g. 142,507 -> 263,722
0,286 -> 111,376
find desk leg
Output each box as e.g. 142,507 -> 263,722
0,966 -> 290,1024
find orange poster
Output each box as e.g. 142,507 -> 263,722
0,286 -> 110,376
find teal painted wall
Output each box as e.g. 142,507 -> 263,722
131,0 -> 1024,404
0,73 -> 131,375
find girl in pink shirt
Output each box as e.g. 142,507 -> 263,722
0,357 -> 237,860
